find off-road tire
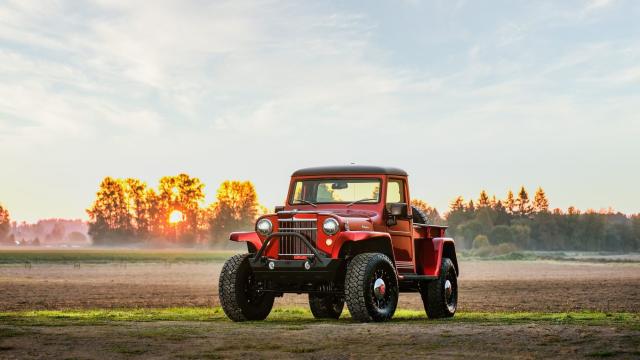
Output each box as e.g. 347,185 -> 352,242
421,257 -> 457,318
344,253 -> 398,322
412,205 -> 429,224
219,254 -> 274,322
308,294 -> 344,319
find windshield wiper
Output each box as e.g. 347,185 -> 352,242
293,199 -> 317,208
346,198 -> 376,207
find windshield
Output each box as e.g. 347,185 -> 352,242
289,178 -> 381,205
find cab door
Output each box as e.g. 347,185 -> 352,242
385,177 -> 414,273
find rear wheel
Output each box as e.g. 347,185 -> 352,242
420,257 -> 457,318
308,294 -> 344,319
344,253 -> 398,322
219,254 -> 274,322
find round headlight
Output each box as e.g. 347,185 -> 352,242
256,219 -> 273,236
323,218 -> 340,235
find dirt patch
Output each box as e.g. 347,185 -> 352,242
1,260 -> 639,312
0,320 -> 638,359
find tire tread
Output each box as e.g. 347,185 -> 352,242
344,252 -> 397,322
309,294 -> 343,319
219,253 -> 274,322
424,257 -> 456,319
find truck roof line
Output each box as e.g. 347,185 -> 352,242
292,165 -> 408,176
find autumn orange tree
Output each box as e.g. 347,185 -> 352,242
86,177 -> 132,244
87,175 -> 263,246
87,174 -> 204,245
208,180 -> 263,245
157,174 -> 205,244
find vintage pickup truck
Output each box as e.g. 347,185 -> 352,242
219,165 -> 458,322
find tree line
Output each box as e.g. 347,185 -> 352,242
86,174 -> 264,246
444,186 -> 640,252
3,181 -> 639,252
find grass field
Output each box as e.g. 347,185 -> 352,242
1,307 -> 638,327
0,248 -> 236,264
0,307 -> 638,359
1,249 -> 639,358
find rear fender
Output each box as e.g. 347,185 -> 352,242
229,231 -> 261,253
415,237 -> 458,277
335,231 -> 395,264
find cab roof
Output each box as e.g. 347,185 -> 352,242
292,165 -> 408,177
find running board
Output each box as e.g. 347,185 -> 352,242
398,274 -> 438,281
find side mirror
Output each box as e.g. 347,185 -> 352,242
388,203 -> 408,217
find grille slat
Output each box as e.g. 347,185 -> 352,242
278,218 -> 316,256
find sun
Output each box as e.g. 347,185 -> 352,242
168,210 -> 184,224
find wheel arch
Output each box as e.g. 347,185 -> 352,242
442,240 -> 459,276
336,232 -> 395,264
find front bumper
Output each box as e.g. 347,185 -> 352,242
250,257 -> 344,282
250,231 -> 344,283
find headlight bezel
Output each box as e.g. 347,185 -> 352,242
322,218 -> 340,236
256,218 -> 273,236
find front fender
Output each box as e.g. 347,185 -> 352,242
333,231 -> 395,261
229,231 -> 262,253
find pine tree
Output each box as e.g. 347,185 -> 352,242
467,200 -> 476,213
504,190 -> 516,214
515,186 -> 532,216
478,190 -> 490,207
450,196 -> 465,212
533,187 -> 550,213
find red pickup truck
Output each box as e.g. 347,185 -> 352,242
219,165 -> 458,322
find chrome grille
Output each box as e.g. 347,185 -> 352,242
278,218 -> 317,256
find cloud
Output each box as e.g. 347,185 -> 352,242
0,0 -> 639,220
586,0 -> 615,11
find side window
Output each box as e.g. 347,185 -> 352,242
292,181 -> 303,201
386,179 -> 405,204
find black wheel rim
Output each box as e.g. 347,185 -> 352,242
444,269 -> 457,313
243,273 -> 266,305
369,265 -> 396,312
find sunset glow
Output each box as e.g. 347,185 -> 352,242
169,210 -> 184,224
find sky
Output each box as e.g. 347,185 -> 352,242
0,0 -> 639,222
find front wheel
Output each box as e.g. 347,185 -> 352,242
219,254 -> 274,321
421,257 -> 457,318
308,294 -> 344,319
344,253 -> 398,322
